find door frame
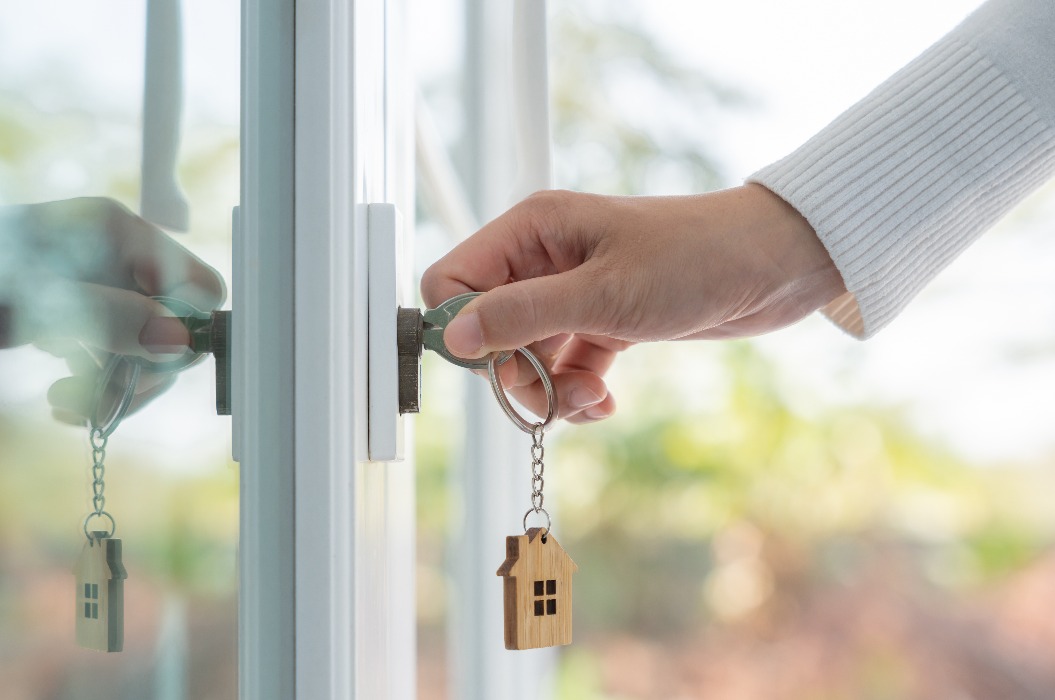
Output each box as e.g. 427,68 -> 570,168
238,0 -> 415,697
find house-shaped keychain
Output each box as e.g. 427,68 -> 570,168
73,532 -> 127,652
496,527 -> 578,650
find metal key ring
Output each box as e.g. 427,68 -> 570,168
523,507 -> 552,536
486,346 -> 557,433
83,510 -> 116,541
88,296 -> 208,438
90,355 -> 142,439
137,296 -> 209,374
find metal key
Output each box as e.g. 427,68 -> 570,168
421,292 -> 502,369
396,292 -> 513,413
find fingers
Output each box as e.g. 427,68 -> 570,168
17,197 -> 226,310
48,372 -> 176,426
43,334 -> 180,427
491,336 -> 622,423
420,190 -> 599,309
441,269 -> 617,359
499,368 -> 614,424
18,278 -> 191,360
100,197 -> 226,309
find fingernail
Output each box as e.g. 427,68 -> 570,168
444,313 -> 484,357
568,387 -> 603,410
139,317 -> 191,353
583,404 -> 612,421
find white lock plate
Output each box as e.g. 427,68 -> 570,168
366,203 -> 405,462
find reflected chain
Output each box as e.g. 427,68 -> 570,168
529,423 -> 545,513
89,428 -> 108,517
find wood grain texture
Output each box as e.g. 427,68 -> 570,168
73,533 -> 126,652
496,528 -> 577,650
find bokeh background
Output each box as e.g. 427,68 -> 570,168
3,1 -> 1055,699
0,3 -> 238,699
415,1 -> 1055,699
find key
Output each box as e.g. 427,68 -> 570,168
396,292 -> 513,414
421,292 -> 505,370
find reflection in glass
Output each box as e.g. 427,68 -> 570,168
0,2 -> 239,698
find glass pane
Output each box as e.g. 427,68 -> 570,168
0,3 -> 239,698
414,0 -> 1055,697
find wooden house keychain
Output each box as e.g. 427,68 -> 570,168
489,348 -> 578,650
72,297 -> 209,652
74,355 -> 136,652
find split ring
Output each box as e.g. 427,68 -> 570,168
90,356 -> 141,439
83,511 -> 116,541
523,507 -> 552,537
487,346 -> 557,434
88,296 -> 208,438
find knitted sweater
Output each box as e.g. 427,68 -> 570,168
749,0 -> 1055,338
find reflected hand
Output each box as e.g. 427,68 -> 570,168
420,185 -> 845,423
0,197 -> 226,424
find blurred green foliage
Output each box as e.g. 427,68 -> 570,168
551,0 -> 744,194
414,2 -> 1055,698
0,51 -> 239,699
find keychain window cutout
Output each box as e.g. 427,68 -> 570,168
532,580 -> 558,616
83,583 -> 99,619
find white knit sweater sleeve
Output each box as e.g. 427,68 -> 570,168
748,0 -> 1055,338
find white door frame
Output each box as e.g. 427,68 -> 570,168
237,0 -> 296,697
239,0 -> 415,697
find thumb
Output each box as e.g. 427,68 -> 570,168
442,270 -> 604,357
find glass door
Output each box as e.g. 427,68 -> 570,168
0,2 -> 239,698
0,0 -> 415,698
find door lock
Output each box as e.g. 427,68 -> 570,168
396,292 -> 513,414
183,309 -> 232,416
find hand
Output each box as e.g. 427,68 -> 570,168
0,197 -> 226,424
420,184 -> 845,423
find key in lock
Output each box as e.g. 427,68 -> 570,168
397,292 -> 512,414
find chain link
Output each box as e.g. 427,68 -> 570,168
529,423 -> 545,511
84,427 -> 115,540
89,428 -> 107,514
522,422 -> 551,535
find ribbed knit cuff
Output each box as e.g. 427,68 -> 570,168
750,31 -> 1055,338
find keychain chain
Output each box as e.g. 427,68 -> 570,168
486,347 -> 557,536
528,422 -> 547,523
89,428 -> 108,518
84,426 -> 117,541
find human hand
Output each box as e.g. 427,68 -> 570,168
0,197 -> 226,424
420,184 -> 845,423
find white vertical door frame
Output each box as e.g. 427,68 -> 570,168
451,2 -> 555,699
240,0 -> 416,697
238,0 -> 296,697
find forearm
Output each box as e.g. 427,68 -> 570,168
750,0 -> 1055,338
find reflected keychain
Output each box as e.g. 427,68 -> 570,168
489,347 -> 578,650
73,296 -> 207,652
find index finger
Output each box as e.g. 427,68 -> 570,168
18,198 -> 226,311
419,190 -> 596,308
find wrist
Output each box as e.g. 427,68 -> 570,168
740,183 -> 846,308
